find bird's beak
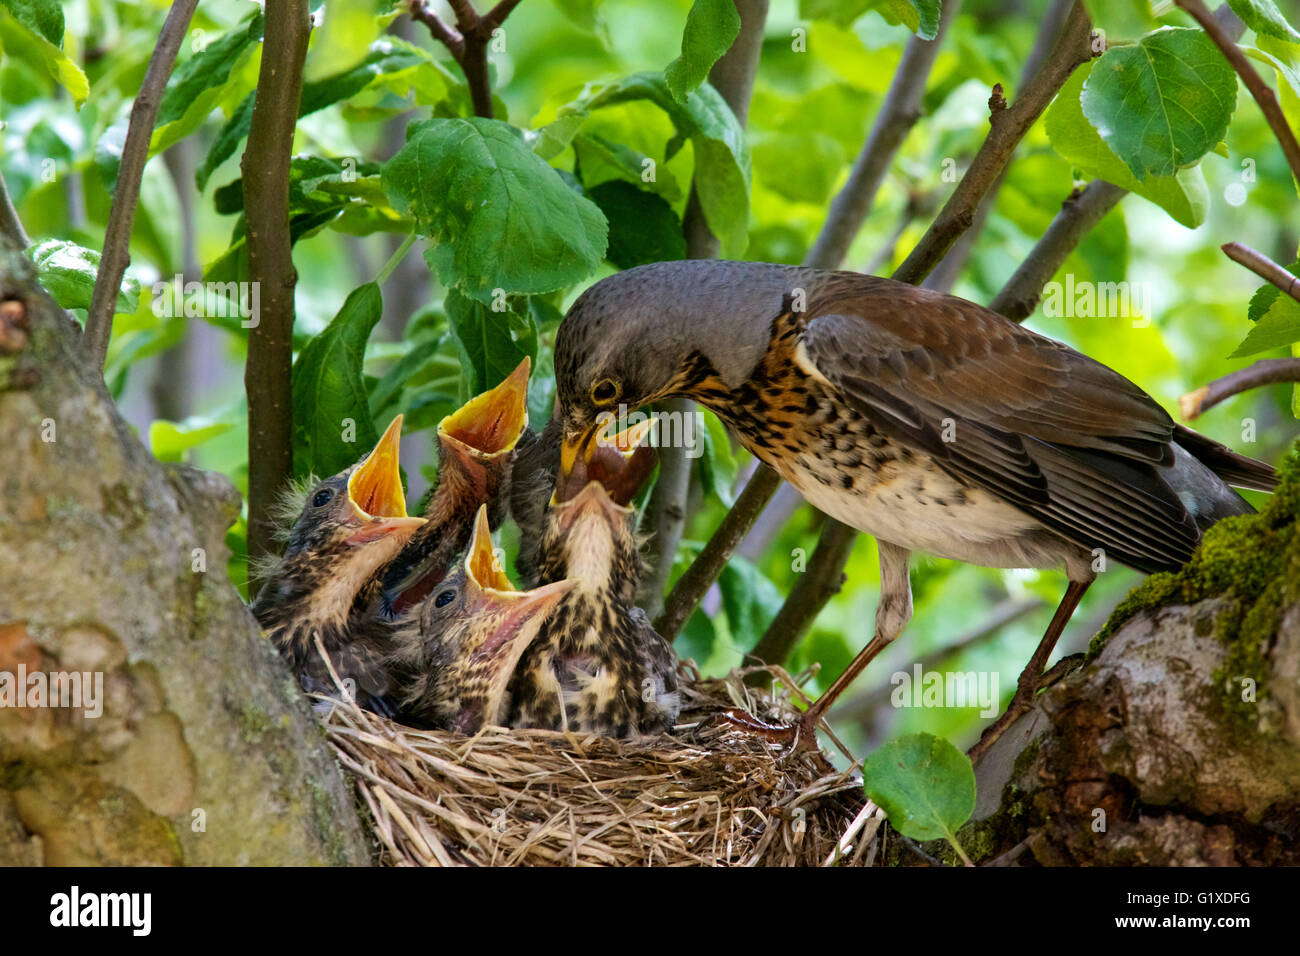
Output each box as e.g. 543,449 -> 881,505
463,503 -> 514,592
468,577 -> 575,664
438,356 -> 531,466
554,416 -> 657,507
345,415 -> 425,544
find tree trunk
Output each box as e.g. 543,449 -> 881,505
934,465 -> 1300,865
0,243 -> 369,865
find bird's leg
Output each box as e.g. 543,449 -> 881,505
968,578 -> 1091,762
791,541 -> 913,750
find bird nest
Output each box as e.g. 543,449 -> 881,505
320,663 -> 884,866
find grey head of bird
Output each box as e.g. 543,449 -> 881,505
391,504 -> 574,733
540,417 -> 657,604
252,414 -> 425,651
553,260 -> 809,456
378,357 -> 532,615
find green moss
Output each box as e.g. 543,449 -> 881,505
238,704 -> 271,744
1089,445 -> 1300,722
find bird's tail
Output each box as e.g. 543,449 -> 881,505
1173,424 -> 1279,492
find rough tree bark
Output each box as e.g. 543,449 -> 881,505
905,459 -> 1300,866
0,244 -> 369,865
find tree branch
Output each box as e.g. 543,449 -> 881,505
922,0 -> 1076,293
244,0 -> 311,595
752,1 -> 1098,666
84,0 -> 198,372
0,171 -> 30,248
986,180 -> 1127,321
806,0 -> 962,271
408,0 -> 526,118
1176,0 -> 1300,187
1221,240 -> 1300,303
894,0 -> 1096,286
1180,359 -> 1300,419
987,4 -> 1247,323
641,0 -> 770,618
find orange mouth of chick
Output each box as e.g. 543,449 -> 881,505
438,357 -> 530,459
345,415 -> 424,544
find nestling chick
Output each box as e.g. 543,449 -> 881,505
379,357 -> 531,615
507,418 -> 681,737
252,416 -> 424,714
390,505 -> 574,733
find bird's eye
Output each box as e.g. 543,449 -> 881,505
312,488 -> 334,508
590,378 -> 620,405
434,589 -> 457,608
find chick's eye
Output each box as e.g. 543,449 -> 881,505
312,489 -> 334,508
590,378 -> 620,405
434,589 -> 457,608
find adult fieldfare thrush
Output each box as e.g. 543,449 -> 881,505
507,419 -> 682,737
552,260 -> 1278,750
389,505 -> 574,733
252,415 -> 424,715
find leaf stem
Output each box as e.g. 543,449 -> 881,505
85,0 -> 199,371
377,232 -> 418,285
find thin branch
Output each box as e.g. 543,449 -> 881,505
656,1 -> 954,638
408,0 -> 526,118
1176,0 -> 1300,186
654,464 -> 782,636
806,0 -> 963,271
408,0 -> 464,54
84,0 -> 198,371
1180,358 -> 1300,419
244,0 -> 312,594
986,180 -> 1127,321
1221,241 -> 1300,304
894,0 -> 1097,285
0,171 -> 30,248
641,0 -> 770,618
922,0 -> 1076,293
753,1 -> 1098,665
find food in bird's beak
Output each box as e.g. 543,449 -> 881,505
438,356 -> 531,468
344,414 -> 424,544
554,416 -> 657,508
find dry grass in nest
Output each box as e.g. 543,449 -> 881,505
319,660 -> 886,866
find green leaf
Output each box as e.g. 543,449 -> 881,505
695,407 -> 736,505
1228,0 -> 1300,44
799,0 -> 941,40
384,117 -> 608,302
718,556 -> 783,649
197,37 -> 441,190
574,132 -> 683,203
863,732 -> 976,854
559,72 -> 751,255
0,0 -> 62,44
1081,28 -> 1237,180
0,6 -> 88,106
368,332 -> 446,419
665,0 -> 741,104
149,416 -> 236,464
148,14 -> 263,161
1231,268 -> 1300,357
589,181 -> 686,268
291,282 -> 384,478
753,131 -> 847,204
443,288 -> 538,398
1046,62 -> 1210,227
27,239 -> 140,313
